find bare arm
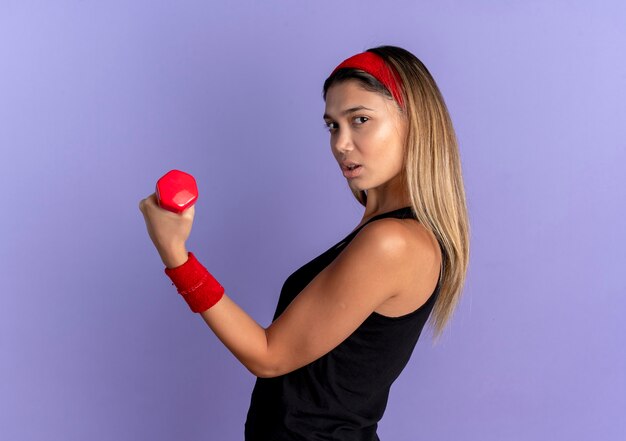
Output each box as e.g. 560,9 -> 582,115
168,219 -> 425,378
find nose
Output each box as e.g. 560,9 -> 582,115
332,127 -> 353,155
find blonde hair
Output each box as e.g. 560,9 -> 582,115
323,45 -> 471,343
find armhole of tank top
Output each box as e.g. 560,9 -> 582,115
370,279 -> 441,321
370,247 -> 444,322
336,207 -> 414,246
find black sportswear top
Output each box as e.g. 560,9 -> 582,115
244,206 -> 444,441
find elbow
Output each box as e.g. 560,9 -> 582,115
251,362 -> 282,379
249,349 -> 285,378
250,329 -> 292,378
255,369 -> 278,379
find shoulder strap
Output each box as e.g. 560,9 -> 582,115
351,206 -> 415,236
334,206 -> 415,245
331,206 -> 416,251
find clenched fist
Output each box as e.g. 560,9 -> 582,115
138,193 -> 194,268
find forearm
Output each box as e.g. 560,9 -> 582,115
162,246 -> 271,378
198,294 -> 271,378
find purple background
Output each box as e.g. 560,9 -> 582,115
1,1 -> 624,440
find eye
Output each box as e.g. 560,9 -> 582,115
323,121 -> 336,132
323,116 -> 369,133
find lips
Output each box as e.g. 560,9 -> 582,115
341,162 -> 361,171
342,164 -> 363,179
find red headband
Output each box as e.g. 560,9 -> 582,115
330,51 -> 405,109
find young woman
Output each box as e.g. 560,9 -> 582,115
139,45 -> 470,440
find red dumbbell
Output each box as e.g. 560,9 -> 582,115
155,170 -> 199,214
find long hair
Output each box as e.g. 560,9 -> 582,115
322,45 -> 470,343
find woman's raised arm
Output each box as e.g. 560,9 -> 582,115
198,219 -> 421,378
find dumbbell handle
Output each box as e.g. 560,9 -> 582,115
155,169 -> 199,214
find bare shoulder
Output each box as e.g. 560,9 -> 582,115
354,217 -> 442,317
349,217 -> 416,256
354,217 -> 440,262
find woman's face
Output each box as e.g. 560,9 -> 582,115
323,79 -> 407,195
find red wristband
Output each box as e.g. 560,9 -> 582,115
164,251 -> 225,313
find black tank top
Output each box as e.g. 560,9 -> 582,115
244,206 -> 444,441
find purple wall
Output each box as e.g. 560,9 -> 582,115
1,1 -> 624,440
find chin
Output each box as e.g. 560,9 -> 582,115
348,181 -> 366,191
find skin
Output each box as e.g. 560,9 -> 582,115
138,79 -> 441,378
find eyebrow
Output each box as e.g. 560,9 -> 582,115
323,105 -> 375,120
